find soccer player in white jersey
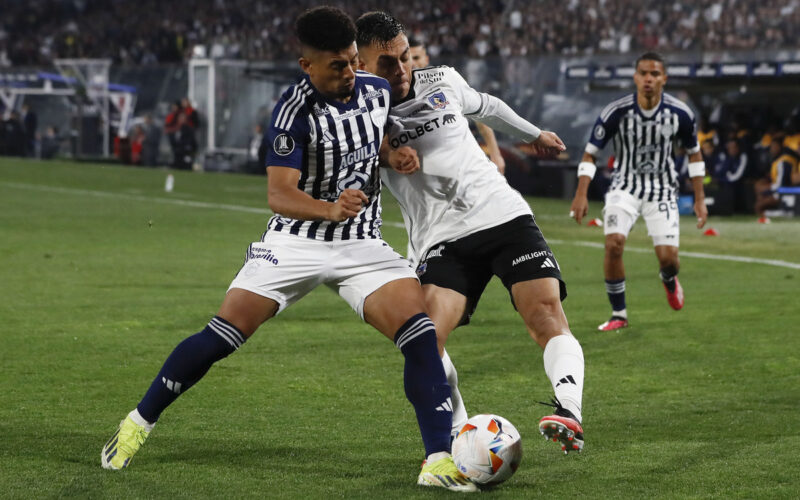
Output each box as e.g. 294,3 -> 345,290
356,12 -> 587,455
100,7 -> 476,491
569,52 -> 708,332
409,38 -> 507,175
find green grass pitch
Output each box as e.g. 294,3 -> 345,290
1,158 -> 799,498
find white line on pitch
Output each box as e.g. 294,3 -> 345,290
4,180 -> 799,270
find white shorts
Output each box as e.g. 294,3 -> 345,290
603,190 -> 680,247
228,231 -> 417,319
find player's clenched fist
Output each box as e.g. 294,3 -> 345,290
328,188 -> 369,221
389,146 -> 420,174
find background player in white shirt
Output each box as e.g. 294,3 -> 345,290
101,7 -> 475,491
356,11 -> 586,454
569,53 -> 708,331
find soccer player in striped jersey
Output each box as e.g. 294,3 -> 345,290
357,12 -> 586,456
569,52 -> 709,331
101,7 -> 475,491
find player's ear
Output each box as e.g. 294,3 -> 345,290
298,56 -> 312,75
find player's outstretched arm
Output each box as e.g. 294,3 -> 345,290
267,166 -> 367,222
687,151 -> 708,229
569,152 -> 596,224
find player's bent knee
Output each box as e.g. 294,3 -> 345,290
605,236 -> 625,258
217,288 -> 280,337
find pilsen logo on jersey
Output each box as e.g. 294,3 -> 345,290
428,91 -> 450,109
273,133 -> 295,156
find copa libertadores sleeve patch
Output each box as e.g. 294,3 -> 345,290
273,133 -> 295,156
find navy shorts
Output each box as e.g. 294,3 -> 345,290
416,215 -> 567,325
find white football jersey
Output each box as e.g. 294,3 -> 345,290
382,66 -> 532,262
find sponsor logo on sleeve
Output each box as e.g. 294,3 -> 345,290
594,124 -> 606,140
273,133 -> 295,156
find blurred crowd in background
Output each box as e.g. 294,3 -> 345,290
2,0 -> 800,65
2,0 -> 799,218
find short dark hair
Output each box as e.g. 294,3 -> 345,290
635,52 -> 666,70
408,37 -> 424,48
295,6 -> 356,52
355,11 -> 406,50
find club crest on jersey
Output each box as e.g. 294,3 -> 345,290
273,133 -> 295,156
660,123 -> 674,138
428,91 -> 449,109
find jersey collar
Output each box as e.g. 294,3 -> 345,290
633,91 -> 663,119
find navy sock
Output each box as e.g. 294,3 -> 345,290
659,266 -> 678,293
137,316 -> 246,423
395,313 -> 452,457
605,278 -> 626,313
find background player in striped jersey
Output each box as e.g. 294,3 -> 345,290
101,7 -> 476,491
569,52 -> 708,331
356,12 -> 586,455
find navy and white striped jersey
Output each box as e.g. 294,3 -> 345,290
586,92 -> 700,202
264,71 -> 391,241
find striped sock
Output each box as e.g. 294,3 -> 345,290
137,316 -> 246,423
605,278 -> 626,316
395,313 -> 453,457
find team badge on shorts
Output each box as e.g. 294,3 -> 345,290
428,91 -> 449,109
273,133 -> 295,156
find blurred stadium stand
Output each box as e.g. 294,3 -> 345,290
1,0 -> 799,214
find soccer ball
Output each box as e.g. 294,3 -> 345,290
452,414 -> 523,485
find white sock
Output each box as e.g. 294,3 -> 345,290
542,334 -> 584,423
426,451 -> 450,463
612,308 -> 627,319
129,408 -> 156,432
442,349 -> 469,435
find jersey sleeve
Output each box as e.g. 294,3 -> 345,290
445,67 -> 541,142
585,106 -> 621,156
676,108 -> 700,155
265,95 -> 310,170
443,67 -> 484,115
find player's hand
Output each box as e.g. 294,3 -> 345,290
694,198 -> 708,229
388,146 -> 420,174
531,131 -> 567,158
570,195 -> 589,224
328,189 -> 368,221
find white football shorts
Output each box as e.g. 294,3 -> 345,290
602,189 -> 680,247
228,231 -> 418,319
